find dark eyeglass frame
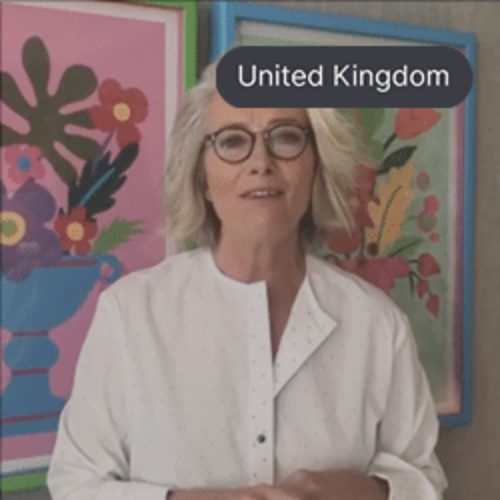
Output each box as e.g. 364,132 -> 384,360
203,123 -> 313,164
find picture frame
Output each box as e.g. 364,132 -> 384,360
0,0 -> 196,494
210,1 -> 476,427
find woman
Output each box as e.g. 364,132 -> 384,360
48,61 -> 447,500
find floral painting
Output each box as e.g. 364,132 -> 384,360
1,1 -> 192,492
213,2 -> 475,426
318,106 -> 454,405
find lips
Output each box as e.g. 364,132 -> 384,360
241,188 -> 284,198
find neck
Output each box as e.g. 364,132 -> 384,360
213,230 -> 306,287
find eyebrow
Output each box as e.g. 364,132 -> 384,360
216,117 -> 308,130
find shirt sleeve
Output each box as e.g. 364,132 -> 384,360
367,310 -> 448,500
47,291 -> 171,500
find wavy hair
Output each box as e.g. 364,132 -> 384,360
163,59 -> 364,254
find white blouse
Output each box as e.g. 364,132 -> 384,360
47,248 -> 447,500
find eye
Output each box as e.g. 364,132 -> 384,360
217,130 -> 251,150
272,126 -> 304,145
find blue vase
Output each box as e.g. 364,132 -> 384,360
1,254 -> 121,437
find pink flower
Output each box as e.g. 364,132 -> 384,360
418,253 -> 441,278
424,195 -> 440,214
416,279 -> 429,298
426,294 -> 440,318
328,163 -> 379,255
4,145 -> 45,184
430,232 -> 439,243
417,212 -> 437,233
416,171 -> 431,191
395,109 -> 441,139
338,256 -> 410,293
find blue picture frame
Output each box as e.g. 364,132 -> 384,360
210,0 -> 476,428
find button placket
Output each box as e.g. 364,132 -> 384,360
247,283 -> 275,485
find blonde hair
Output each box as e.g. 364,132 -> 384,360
163,59 -> 363,254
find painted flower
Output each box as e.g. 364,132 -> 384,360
328,163 -> 379,255
395,109 -> 441,139
54,206 -> 97,255
338,255 -> 410,294
1,180 -> 62,281
424,195 -> 440,214
418,253 -> 441,277
417,212 -> 437,233
4,145 -> 45,184
416,171 -> 431,191
426,294 -> 440,318
416,279 -> 429,298
89,79 -> 149,148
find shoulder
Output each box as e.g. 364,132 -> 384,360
99,248 -> 209,307
306,253 -> 410,338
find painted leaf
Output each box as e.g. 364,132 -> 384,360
0,36 -> 100,185
367,138 -> 384,163
366,163 -> 415,252
359,108 -> 385,138
69,142 -> 139,217
379,146 -> 416,174
23,37 -> 50,101
383,235 -> 424,257
1,71 -> 32,117
92,218 -> 143,255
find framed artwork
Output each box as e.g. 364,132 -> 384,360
211,1 -> 476,427
0,0 -> 196,494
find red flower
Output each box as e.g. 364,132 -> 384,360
54,206 -> 97,255
417,212 -> 437,233
430,232 -> 439,243
426,294 -> 440,318
424,195 -> 440,214
416,279 -> 429,298
416,171 -> 431,191
89,79 -> 149,147
418,253 -> 441,278
338,256 -> 410,294
395,109 -> 441,139
328,163 -> 379,255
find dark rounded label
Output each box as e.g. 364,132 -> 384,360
216,46 -> 473,108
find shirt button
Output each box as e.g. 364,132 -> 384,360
257,434 -> 266,444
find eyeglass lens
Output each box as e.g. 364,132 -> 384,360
214,125 -> 308,163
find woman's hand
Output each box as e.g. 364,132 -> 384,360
168,469 -> 389,500
276,468 -> 389,500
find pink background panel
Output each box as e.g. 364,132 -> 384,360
2,2 -> 184,462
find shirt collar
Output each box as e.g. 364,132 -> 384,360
273,254 -> 338,397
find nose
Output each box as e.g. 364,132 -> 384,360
247,133 -> 276,175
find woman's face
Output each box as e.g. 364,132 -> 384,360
203,93 -> 317,246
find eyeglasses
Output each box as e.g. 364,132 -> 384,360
204,123 -> 313,164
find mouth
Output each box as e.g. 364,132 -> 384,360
241,188 -> 284,199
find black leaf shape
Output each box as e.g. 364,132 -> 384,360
379,146 -> 417,175
0,72 -> 32,117
63,110 -> 94,129
1,123 -> 24,147
69,143 -> 139,218
54,65 -> 98,108
0,36 -> 100,185
23,37 -> 50,103
63,133 -> 102,160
